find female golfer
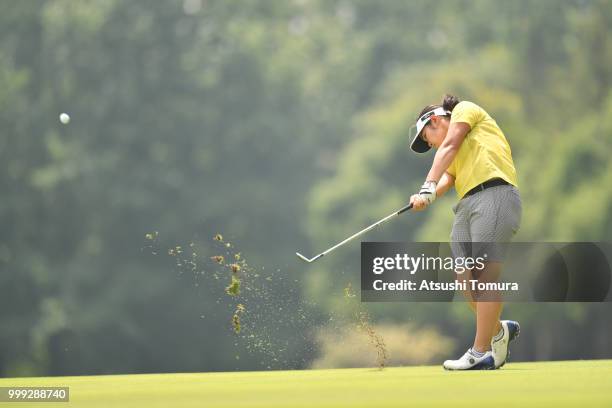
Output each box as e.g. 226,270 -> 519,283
409,94 -> 521,370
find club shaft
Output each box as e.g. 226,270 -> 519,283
310,203 -> 413,260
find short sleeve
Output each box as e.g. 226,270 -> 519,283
450,101 -> 482,129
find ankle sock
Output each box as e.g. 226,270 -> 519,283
469,348 -> 485,358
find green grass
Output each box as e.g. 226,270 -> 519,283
1,360 -> 611,407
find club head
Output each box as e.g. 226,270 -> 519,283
295,252 -> 313,263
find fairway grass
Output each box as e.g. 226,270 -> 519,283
0,360 -> 610,407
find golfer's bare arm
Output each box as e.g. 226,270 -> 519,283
426,122 -> 471,183
436,172 -> 455,197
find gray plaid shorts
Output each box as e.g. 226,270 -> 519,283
450,184 -> 522,262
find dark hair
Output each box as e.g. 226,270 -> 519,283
416,94 -> 461,120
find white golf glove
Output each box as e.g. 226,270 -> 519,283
418,180 -> 437,205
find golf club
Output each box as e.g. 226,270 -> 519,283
296,202 -> 413,263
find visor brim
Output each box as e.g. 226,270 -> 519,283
409,126 -> 431,153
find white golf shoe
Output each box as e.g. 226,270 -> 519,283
443,348 -> 496,370
491,320 -> 520,368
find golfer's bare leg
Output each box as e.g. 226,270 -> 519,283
472,262 -> 503,352
458,266 -> 503,337
456,268 -> 477,311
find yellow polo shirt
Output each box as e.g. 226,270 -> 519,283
446,101 -> 518,199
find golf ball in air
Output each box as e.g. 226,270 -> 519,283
59,113 -> 70,124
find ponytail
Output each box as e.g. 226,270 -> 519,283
442,94 -> 460,112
